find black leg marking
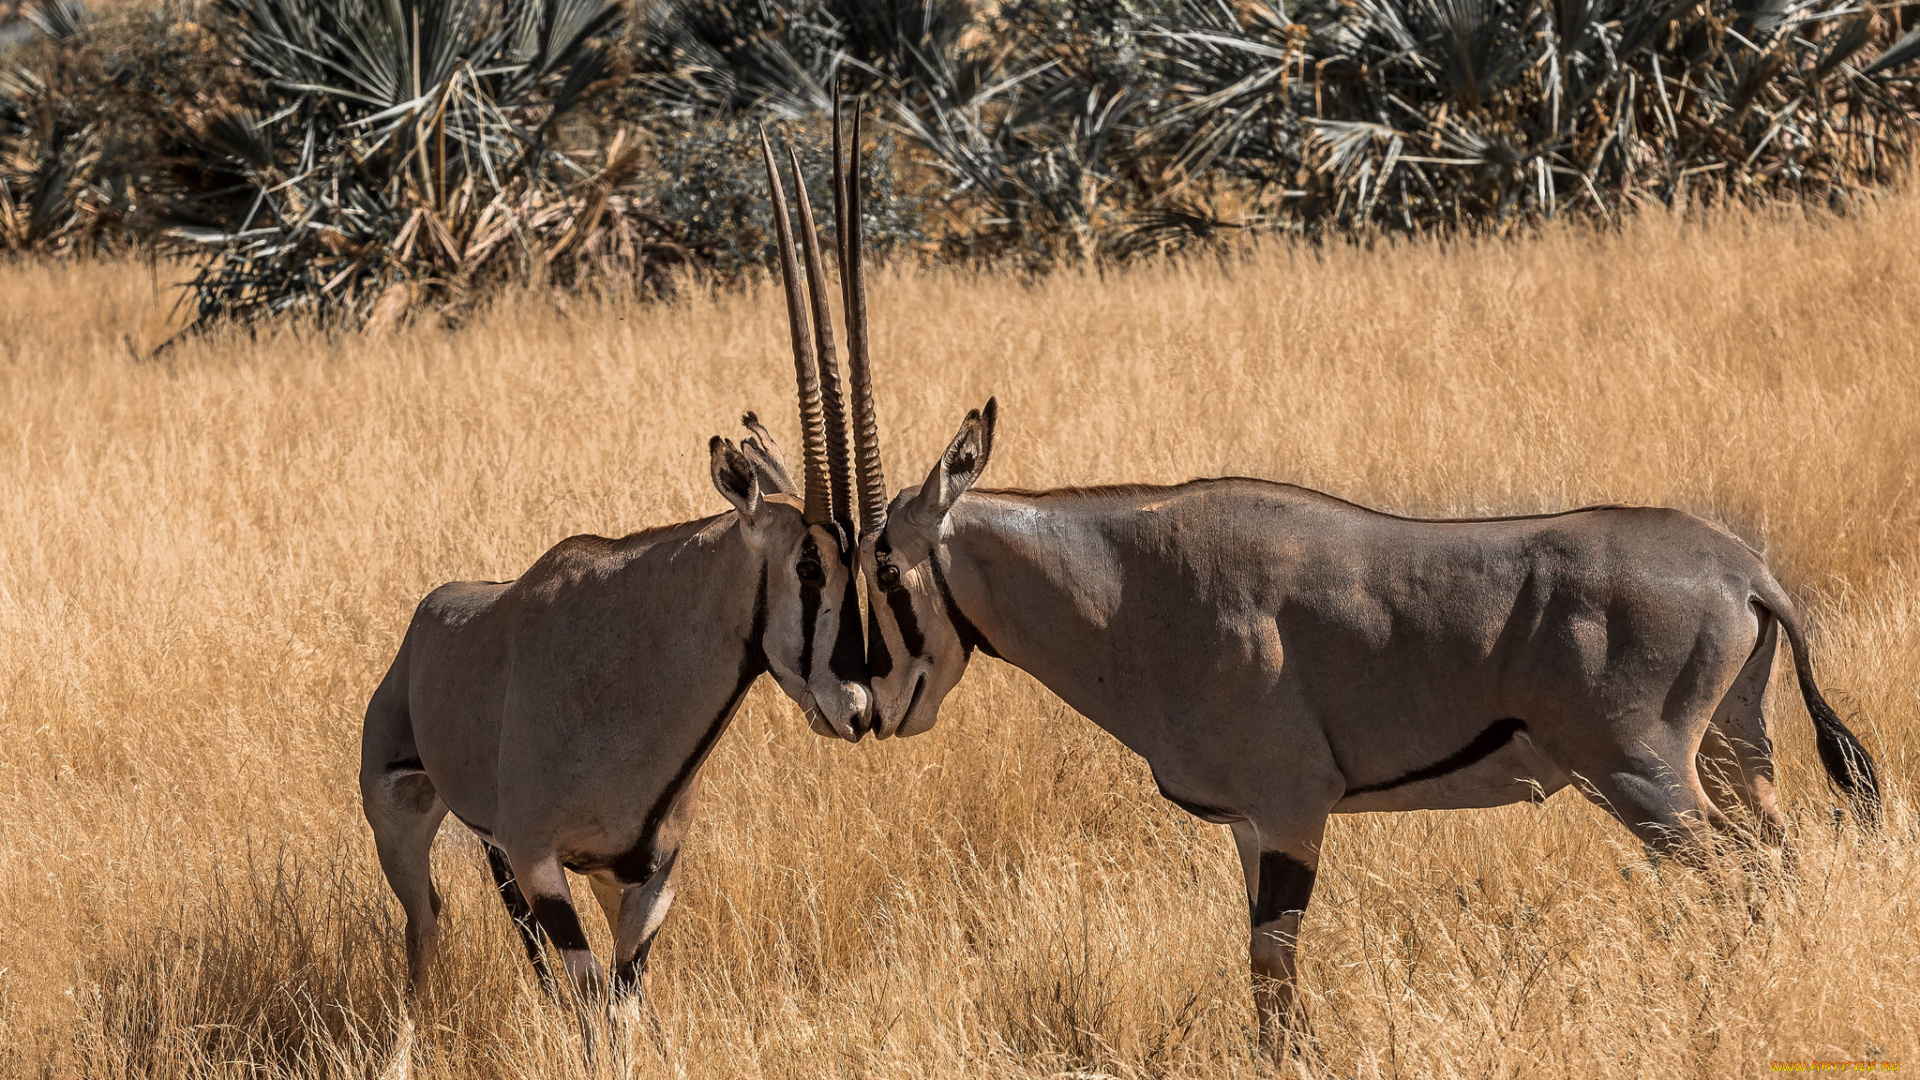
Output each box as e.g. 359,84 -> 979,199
1252,852 -> 1317,925
529,894 -> 591,953
485,843 -> 554,985
828,571 -> 867,683
611,849 -> 678,999
606,841 -> 664,889
1344,718 -> 1528,796
612,936 -> 655,1000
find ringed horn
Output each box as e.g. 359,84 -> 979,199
758,127 -> 840,528
757,100 -> 887,541
836,96 -> 888,535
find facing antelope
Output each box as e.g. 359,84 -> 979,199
824,177 -> 1883,1056
358,131 -> 875,1011
856,402 -> 1883,1055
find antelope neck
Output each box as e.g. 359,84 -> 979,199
940,494 -> 1159,757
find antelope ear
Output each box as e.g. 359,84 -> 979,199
891,398 -> 996,560
710,436 -> 764,530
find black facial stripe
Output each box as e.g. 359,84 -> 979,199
885,577 -> 925,657
828,572 -> 866,682
867,600 -> 893,679
930,557 -> 999,659
1344,718 -> 1527,796
1252,852 -> 1317,925
798,536 -> 822,678
871,529 -> 915,656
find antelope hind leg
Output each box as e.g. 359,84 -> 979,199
1696,613 -> 1788,851
1579,738 -> 1725,870
361,767 -> 449,995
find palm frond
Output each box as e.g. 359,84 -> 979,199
160,0 -> 642,328
1861,24 -> 1920,77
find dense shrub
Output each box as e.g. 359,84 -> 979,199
1,0 -> 245,255
1133,0 -> 1920,237
149,0 -> 670,328
627,0 -> 1920,260
645,115 -> 924,278
889,0 -> 1920,255
4,0 -> 1920,325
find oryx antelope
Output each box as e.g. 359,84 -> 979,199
861,410 -> 1884,1053
825,175 -> 1883,1053
359,131 -> 877,1007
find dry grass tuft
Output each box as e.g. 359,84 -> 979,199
2,199 -> 1916,1078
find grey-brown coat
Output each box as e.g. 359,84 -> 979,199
853,411 -> 1881,1059
360,429 -> 869,1009
360,127 -> 882,1009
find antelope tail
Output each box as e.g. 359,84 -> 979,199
1752,583 -> 1882,827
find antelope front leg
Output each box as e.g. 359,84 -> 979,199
1251,910 -> 1306,1055
512,850 -> 610,1047
609,850 -> 682,1002
1232,821 -> 1321,1062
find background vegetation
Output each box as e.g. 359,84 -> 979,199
2,3 -> 1915,1072
1,196 -> 1914,1078
5,0 -> 1920,327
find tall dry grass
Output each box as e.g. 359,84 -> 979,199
2,199 -> 1917,1079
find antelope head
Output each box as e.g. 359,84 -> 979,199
859,399 -> 996,739
737,113 -> 884,742
777,100 -> 998,739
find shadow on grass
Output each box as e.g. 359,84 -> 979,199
72,841 -> 410,1077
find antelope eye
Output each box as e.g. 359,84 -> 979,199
796,559 -> 823,583
877,564 -> 901,589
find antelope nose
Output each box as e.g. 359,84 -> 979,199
845,683 -> 873,741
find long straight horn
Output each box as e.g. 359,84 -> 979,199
836,98 -> 888,534
760,128 -> 833,526
789,146 -> 853,540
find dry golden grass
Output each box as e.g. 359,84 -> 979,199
3,200 -> 1917,1079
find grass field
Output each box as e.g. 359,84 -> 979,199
2,198 -> 1917,1078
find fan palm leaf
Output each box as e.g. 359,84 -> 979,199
158,0 -> 636,328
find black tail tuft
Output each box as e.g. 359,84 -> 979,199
1797,668 -> 1883,828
